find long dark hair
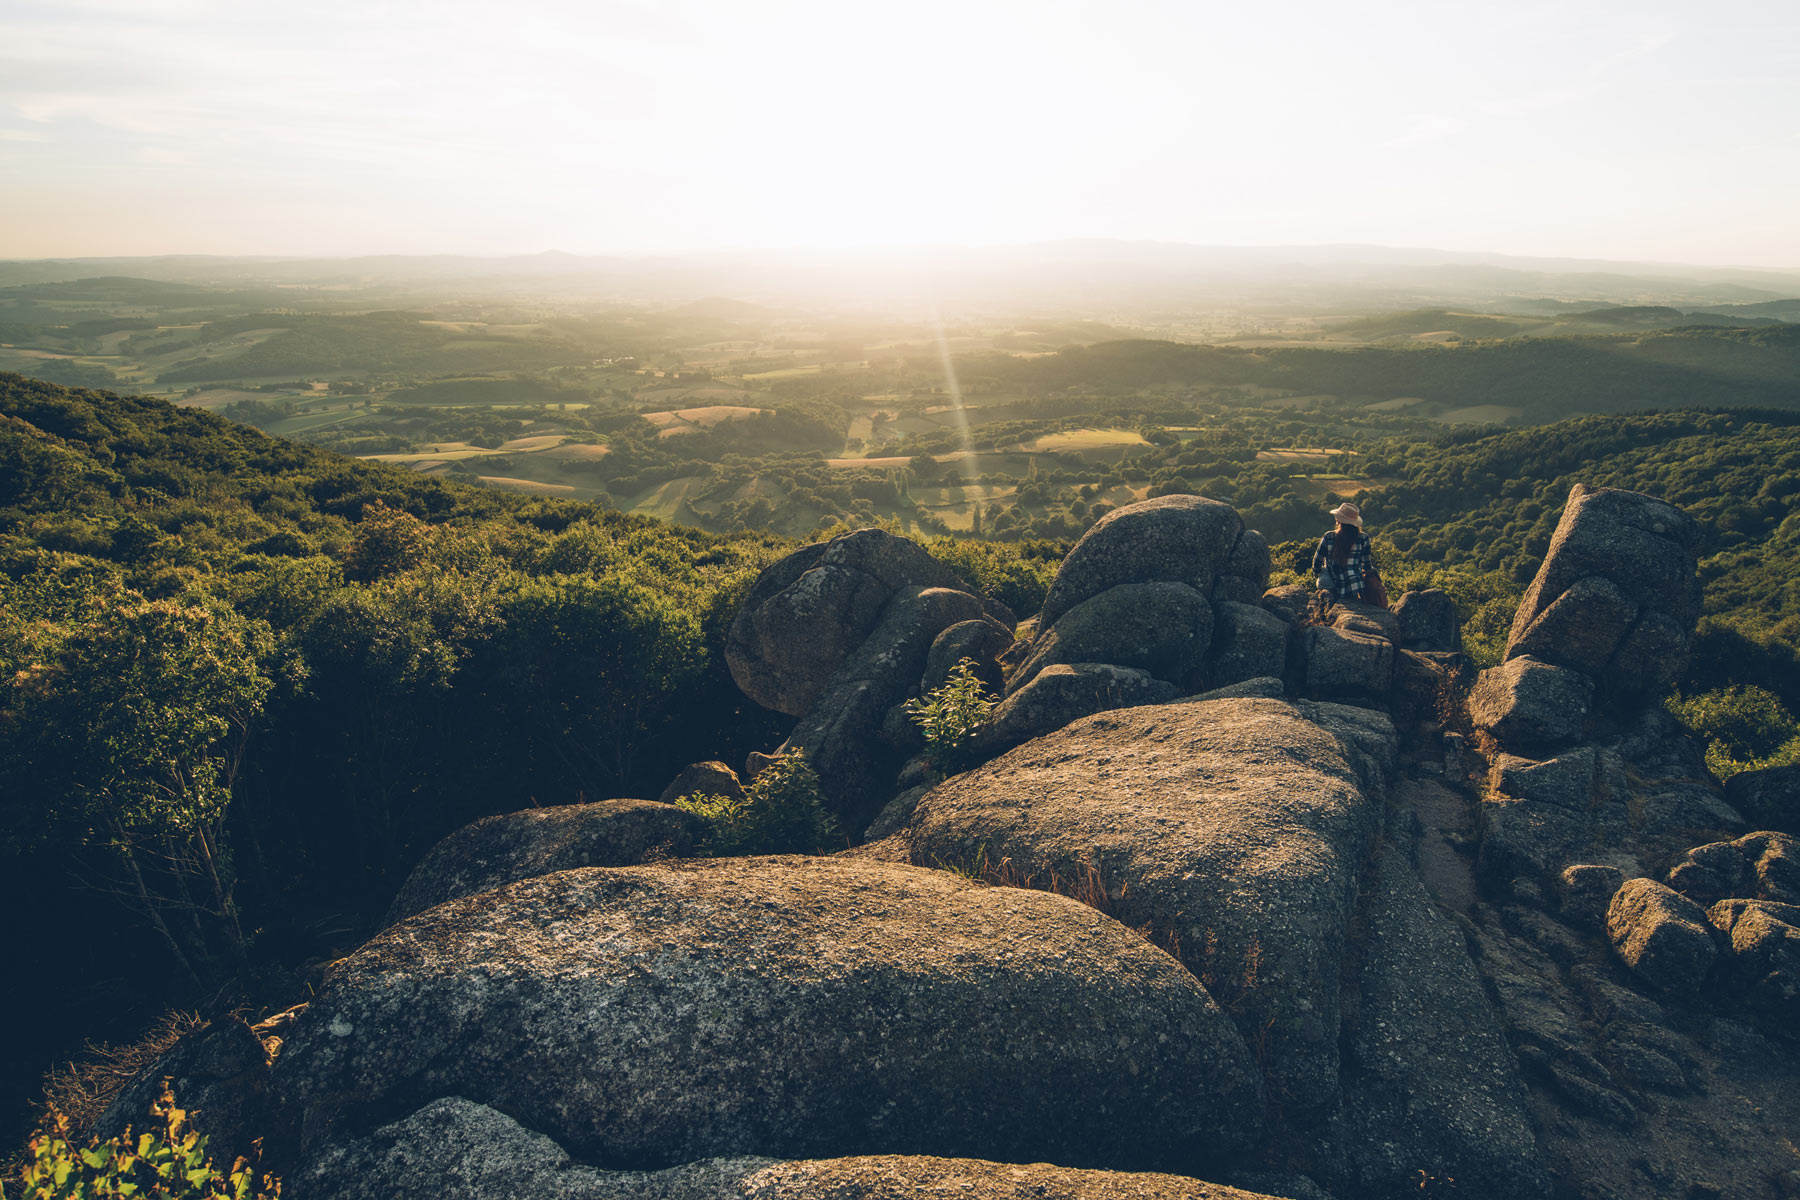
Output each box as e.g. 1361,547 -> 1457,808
1331,522 -> 1358,566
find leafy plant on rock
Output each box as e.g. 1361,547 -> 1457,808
676,748 -> 837,855
904,657 -> 998,777
4,1082 -> 280,1199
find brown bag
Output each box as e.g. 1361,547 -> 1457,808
1364,570 -> 1389,609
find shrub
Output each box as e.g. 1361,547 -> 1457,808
5,1082 -> 281,1199
676,748 -> 837,855
904,658 -> 998,777
1667,685 -> 1800,781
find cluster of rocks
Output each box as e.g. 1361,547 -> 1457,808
95,486 -> 1800,1200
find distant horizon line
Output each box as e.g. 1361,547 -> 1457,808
5,239 -> 1800,276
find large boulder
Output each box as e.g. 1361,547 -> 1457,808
727,530 -> 977,716
975,663 -> 1180,757
1606,878 -> 1719,995
275,856 -> 1264,1171
1467,655 -> 1593,751
1010,581 -> 1213,693
1504,485 -> 1702,702
1037,495 -> 1249,628
1343,845 -> 1550,1199
383,799 -> 703,927
297,1097 -> 1292,1200
899,698 -> 1385,1107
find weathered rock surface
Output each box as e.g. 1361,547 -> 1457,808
1343,844 -> 1550,1199
383,798 -> 703,926
95,1018 -> 271,1168
1558,863 -> 1625,930
1504,484 -> 1702,702
726,530 -> 978,716
1010,581 -> 1213,693
1708,899 -> 1800,1017
277,856 -> 1264,1171
1723,763 -> 1800,835
1467,655 -> 1593,751
1207,601 -> 1289,689
297,1097 -> 1292,1200
975,663 -> 1180,757
900,698 -> 1385,1106
659,761 -> 747,807
1490,748 -> 1596,810
1301,625 -> 1394,696
1326,602 -> 1398,643
1606,878 -> 1718,995
1258,584 -> 1312,628
1392,588 -> 1461,652
1038,495 -> 1248,628
920,618 -> 1013,697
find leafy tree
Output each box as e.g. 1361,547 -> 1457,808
1,587 -> 274,983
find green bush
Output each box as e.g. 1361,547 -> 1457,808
4,1081 -> 281,1199
904,658 -> 998,778
676,748 -> 837,855
1667,685 -> 1800,781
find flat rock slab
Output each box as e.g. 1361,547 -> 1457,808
276,856 -> 1263,1172
1011,581 -> 1213,693
1345,844 -> 1550,1200
383,799 -> 703,927
976,663 -> 1180,757
296,1098 -> 1292,1200
900,698 -> 1382,1107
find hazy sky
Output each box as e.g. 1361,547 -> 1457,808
2,0 -> 1798,265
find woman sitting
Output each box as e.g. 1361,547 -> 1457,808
1312,502 -> 1387,609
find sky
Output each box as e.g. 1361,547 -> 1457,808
1,0 -> 1798,265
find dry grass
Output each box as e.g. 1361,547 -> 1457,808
36,1010 -> 204,1140
942,848 -> 1184,961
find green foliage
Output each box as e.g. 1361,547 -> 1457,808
903,658 -> 998,776
923,537 -> 1061,617
1667,686 -> 1800,781
675,749 -> 837,855
4,1082 -> 280,1199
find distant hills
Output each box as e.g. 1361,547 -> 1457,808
4,243 -> 1799,314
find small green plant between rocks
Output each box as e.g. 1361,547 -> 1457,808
4,1080 -> 281,1199
904,658 -> 998,778
676,748 -> 837,855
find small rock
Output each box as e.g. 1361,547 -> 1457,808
656,760 -> 745,807
1560,864 -> 1625,930
1665,839 -> 1754,905
1606,878 -> 1719,995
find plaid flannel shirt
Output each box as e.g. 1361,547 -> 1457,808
1313,530 -> 1377,601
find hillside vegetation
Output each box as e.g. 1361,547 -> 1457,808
7,369 -> 1800,1149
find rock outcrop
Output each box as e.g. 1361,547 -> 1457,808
1500,483 -> 1703,708
297,1098 -> 1292,1200
277,856 -> 1265,1172
384,798 -> 702,926
726,529 -> 1003,830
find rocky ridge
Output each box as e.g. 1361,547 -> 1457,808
98,487 -> 1799,1200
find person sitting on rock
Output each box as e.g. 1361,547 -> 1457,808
1312,502 -> 1387,609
